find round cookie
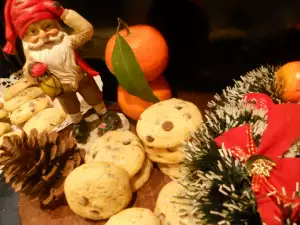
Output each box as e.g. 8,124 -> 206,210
137,98 -> 202,148
155,181 -> 199,225
88,130 -> 145,177
64,162 -> 132,220
157,163 -> 188,178
0,110 -> 8,120
145,145 -> 185,164
106,208 -> 160,225
130,157 -> 153,192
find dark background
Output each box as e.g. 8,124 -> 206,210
1,0 -> 300,99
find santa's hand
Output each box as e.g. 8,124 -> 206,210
43,1 -> 65,17
28,62 -> 48,78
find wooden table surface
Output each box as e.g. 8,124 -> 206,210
18,91 -> 215,225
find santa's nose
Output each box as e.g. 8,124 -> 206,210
39,30 -> 48,39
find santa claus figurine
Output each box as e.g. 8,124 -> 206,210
3,0 -> 110,143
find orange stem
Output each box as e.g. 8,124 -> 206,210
117,18 -> 131,35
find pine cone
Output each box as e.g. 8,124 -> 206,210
0,129 -> 85,208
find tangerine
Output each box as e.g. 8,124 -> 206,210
118,76 -> 172,120
105,25 -> 169,81
276,61 -> 300,102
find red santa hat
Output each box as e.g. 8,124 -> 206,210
3,0 -> 60,55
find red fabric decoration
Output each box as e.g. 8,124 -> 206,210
74,51 -> 99,76
3,0 -> 64,54
29,62 -> 48,77
242,93 -> 275,115
215,103 -> 300,225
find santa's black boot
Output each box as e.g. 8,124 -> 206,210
72,119 -> 89,143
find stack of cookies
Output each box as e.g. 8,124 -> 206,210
86,130 -> 153,192
136,98 -> 203,179
64,130 -> 154,221
1,76 -> 67,135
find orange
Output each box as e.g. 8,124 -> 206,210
276,61 -> 300,102
118,76 -> 172,120
105,25 -> 169,81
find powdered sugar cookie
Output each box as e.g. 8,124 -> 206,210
4,87 -> 43,112
0,122 -> 11,137
106,208 -> 160,225
0,110 -> 8,120
145,145 -> 185,164
130,157 -> 153,192
23,108 -> 67,135
3,76 -> 33,101
137,98 -> 202,148
10,96 -> 51,125
64,162 -> 132,220
89,130 -> 145,177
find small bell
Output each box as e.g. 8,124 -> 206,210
28,62 -> 63,98
40,73 -> 63,98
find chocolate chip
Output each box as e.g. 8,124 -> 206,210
166,148 -> 176,152
123,140 -> 131,145
184,113 -> 191,120
162,121 -> 174,131
175,106 -> 183,110
79,196 -> 89,206
30,108 -> 35,113
90,210 -> 100,214
158,213 -> 166,223
146,136 -> 154,142
92,152 -> 97,159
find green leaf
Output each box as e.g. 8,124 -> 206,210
112,33 -> 159,103
53,1 -> 61,8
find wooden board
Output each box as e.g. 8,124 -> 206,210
18,92 -> 215,225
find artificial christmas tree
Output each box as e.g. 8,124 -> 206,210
0,129 -> 85,208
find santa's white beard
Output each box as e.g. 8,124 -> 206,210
23,31 -> 81,91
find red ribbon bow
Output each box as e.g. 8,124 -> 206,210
215,104 -> 300,224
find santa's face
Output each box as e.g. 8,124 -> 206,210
23,19 -> 64,50
22,19 -> 79,91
